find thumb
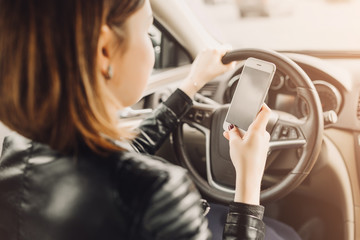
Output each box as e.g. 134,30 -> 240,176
227,126 -> 244,141
223,131 -> 230,140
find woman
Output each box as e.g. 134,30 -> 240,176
0,0 -> 279,239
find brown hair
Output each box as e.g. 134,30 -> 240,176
0,0 -> 145,154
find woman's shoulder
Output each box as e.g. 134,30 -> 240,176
1,131 -> 195,203
0,131 -> 189,194
0,132 -> 204,239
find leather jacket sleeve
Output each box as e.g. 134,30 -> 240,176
141,157 -> 212,240
130,88 -> 266,239
223,202 -> 265,239
131,89 -> 192,155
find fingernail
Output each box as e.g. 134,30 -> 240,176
228,124 -> 234,131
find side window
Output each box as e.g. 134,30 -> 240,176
149,21 -> 192,69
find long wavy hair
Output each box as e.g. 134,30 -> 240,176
0,0 -> 145,154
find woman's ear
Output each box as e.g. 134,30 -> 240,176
97,25 -> 114,79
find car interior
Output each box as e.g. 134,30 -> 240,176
124,0 -> 360,239
1,0 -> 359,239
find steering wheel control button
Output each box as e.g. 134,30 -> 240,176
281,126 -> 289,137
280,126 -> 298,140
272,125 -> 298,140
188,113 -> 194,120
288,127 -> 298,139
195,110 -> 204,122
271,125 -> 282,140
186,108 -> 213,128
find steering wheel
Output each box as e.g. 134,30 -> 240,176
173,48 -> 324,204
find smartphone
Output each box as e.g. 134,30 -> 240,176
223,57 -> 276,131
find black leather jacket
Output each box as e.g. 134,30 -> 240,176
0,89 -> 265,240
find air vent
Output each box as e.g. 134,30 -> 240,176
357,93 -> 360,120
199,82 -> 219,98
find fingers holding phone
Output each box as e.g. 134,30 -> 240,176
224,103 -> 271,173
246,103 -> 272,136
223,103 -> 271,141
222,57 -> 275,204
223,104 -> 272,204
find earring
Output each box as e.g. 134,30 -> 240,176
104,65 -> 113,80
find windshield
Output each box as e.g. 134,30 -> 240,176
185,0 -> 360,52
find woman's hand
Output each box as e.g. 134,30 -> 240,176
223,104 -> 272,205
179,47 -> 235,99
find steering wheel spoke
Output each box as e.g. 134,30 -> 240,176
269,111 -> 307,151
183,102 -> 217,130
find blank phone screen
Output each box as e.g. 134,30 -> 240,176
226,66 -> 272,130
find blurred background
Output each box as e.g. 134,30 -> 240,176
185,0 -> 360,52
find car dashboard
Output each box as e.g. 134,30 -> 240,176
196,53 -> 359,131
129,51 -> 360,240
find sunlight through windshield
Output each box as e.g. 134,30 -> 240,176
186,0 -> 360,52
